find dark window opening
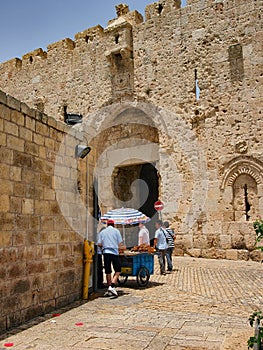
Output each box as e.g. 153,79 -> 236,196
158,4 -> 164,14
228,44 -> 244,82
113,53 -> 123,70
244,184 -> 251,221
194,69 -> 200,100
85,35 -> 90,43
29,56 -> 33,63
139,163 -> 159,245
115,34 -> 120,44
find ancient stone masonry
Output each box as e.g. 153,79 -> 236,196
0,0 -> 262,268
0,90 -> 90,333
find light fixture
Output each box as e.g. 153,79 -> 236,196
64,106 -> 83,125
64,113 -> 83,125
75,145 -> 91,159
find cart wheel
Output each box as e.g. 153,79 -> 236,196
118,275 -> 128,286
136,267 -> 150,287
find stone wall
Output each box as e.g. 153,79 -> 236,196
0,90 -> 89,333
0,0 -> 262,261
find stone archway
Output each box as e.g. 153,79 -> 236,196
89,106 -> 160,246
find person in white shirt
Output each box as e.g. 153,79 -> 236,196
154,220 -> 168,275
138,223 -> 150,245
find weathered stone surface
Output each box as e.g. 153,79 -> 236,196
1,257 -> 262,349
0,96 -> 85,332
0,0 -> 262,333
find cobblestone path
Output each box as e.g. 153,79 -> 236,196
1,257 -> 262,349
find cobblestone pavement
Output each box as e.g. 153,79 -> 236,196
1,257 -> 262,349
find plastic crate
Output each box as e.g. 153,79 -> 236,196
132,253 -> 154,275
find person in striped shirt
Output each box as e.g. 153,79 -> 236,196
163,221 -> 176,272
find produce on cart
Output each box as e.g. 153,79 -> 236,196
118,244 -> 156,287
100,207 -> 153,287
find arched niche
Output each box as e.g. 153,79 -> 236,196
221,157 -> 263,222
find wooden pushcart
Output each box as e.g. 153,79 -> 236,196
118,252 -> 154,287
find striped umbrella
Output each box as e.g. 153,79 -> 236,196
100,208 -> 150,243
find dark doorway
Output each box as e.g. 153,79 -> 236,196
111,162 -> 159,246
139,163 -> 159,243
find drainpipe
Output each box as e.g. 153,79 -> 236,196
78,143 -> 94,299
82,240 -> 94,300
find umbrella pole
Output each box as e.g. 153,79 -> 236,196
123,225 -> 126,244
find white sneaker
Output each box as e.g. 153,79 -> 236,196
108,286 -> 118,297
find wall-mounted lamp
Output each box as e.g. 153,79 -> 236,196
65,113 -> 83,125
75,145 -> 91,159
64,106 -> 83,125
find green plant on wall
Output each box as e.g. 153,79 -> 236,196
247,221 -> 263,349
253,220 -> 263,252
248,311 -> 263,349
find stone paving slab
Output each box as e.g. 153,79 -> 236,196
1,257 -> 262,349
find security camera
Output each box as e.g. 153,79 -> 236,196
75,145 -> 91,159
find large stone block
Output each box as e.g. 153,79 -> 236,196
22,198 -> 34,214
41,288 -> 56,302
55,295 -> 68,309
0,316 -> 7,333
4,120 -> 19,136
22,305 -> 44,323
25,116 -> 36,131
27,261 -> 48,274
186,248 -> 201,258
244,234 -> 256,251
0,213 -> 15,230
25,141 -> 39,156
8,263 -> 26,278
58,270 -> 75,284
36,121 -> 50,137
249,250 -> 263,262
207,234 -> 220,248
0,104 -> 10,120
0,131 -> 7,146
226,249 -> 238,260
43,244 -> 57,259
237,250 -> 250,261
15,214 -> 30,230
231,233 -> 246,249
10,166 -> 22,181
193,236 -> 208,249
13,150 -> 32,168
21,102 -> 36,118
14,279 -> 30,294
7,96 -> 21,113
43,300 -> 56,314
58,243 -> 72,256
0,231 -> 12,247
6,311 -> 23,330
0,194 -> 10,212
0,147 -> 12,164
0,163 -> 10,179
0,179 -> 13,194
220,235 -> 232,249
202,248 -> 226,260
